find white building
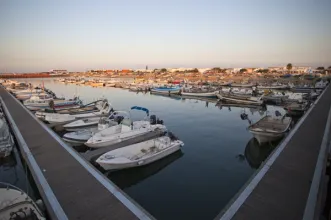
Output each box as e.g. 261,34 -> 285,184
49,69 -> 68,75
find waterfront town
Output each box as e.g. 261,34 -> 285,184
1,65 -> 330,81
1,0 -> 331,219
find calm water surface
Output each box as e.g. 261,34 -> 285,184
12,78 -> 286,220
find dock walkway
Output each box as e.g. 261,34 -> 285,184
217,85 -> 331,220
0,87 -> 152,220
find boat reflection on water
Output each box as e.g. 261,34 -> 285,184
180,96 -> 218,103
149,93 -> 182,100
108,150 -> 183,189
216,102 -> 267,115
149,93 -> 219,107
239,138 -> 279,169
0,150 -> 17,169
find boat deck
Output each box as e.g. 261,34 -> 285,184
250,116 -> 291,132
217,85 -> 331,220
0,87 -> 151,220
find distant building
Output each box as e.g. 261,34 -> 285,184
268,67 -> 285,72
49,69 -> 68,75
292,66 -> 312,73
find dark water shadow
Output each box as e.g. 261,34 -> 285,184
108,150 -> 183,189
238,138 -> 280,169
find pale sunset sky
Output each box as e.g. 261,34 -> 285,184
0,0 -> 330,72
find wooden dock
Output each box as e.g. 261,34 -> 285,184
217,85 -> 331,220
0,87 -> 153,220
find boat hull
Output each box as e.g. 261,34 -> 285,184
86,125 -> 167,148
250,131 -> 285,144
86,130 -> 154,148
25,102 -> 80,111
181,91 -> 217,98
216,93 -> 263,105
150,88 -> 180,94
97,144 -> 181,171
64,124 -> 98,132
63,128 -> 98,146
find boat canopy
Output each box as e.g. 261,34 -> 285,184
131,106 -> 149,116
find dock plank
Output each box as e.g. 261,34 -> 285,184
230,85 -> 331,220
0,87 -> 142,220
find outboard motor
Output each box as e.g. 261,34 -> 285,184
157,118 -> 164,125
168,131 -> 178,141
150,115 -> 157,125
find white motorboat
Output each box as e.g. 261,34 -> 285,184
24,96 -> 82,111
216,92 -> 264,105
248,115 -> 292,144
63,111 -> 135,145
0,117 -> 14,158
63,109 -> 127,132
0,182 -> 46,220
96,135 -> 184,171
86,106 -> 166,148
63,117 -> 108,132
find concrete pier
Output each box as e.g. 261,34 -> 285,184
217,85 -> 331,220
0,87 -> 153,220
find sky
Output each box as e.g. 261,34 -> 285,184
0,0 -> 331,72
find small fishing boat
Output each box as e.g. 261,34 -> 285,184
150,86 -> 181,94
0,117 -> 14,158
248,115 -> 292,144
261,91 -> 288,104
36,99 -> 111,119
257,84 -> 289,90
85,106 -> 166,148
284,102 -> 309,116
37,100 -> 112,127
43,114 -> 76,126
0,182 -> 46,220
12,88 -> 43,95
181,87 -> 217,98
216,91 -> 264,105
91,82 -> 105,87
96,135 -> 184,171
16,93 -> 53,101
230,83 -> 254,88
24,96 -> 82,111
216,102 -> 267,111
315,80 -> 328,89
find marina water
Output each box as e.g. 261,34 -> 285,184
6,78 -> 287,220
